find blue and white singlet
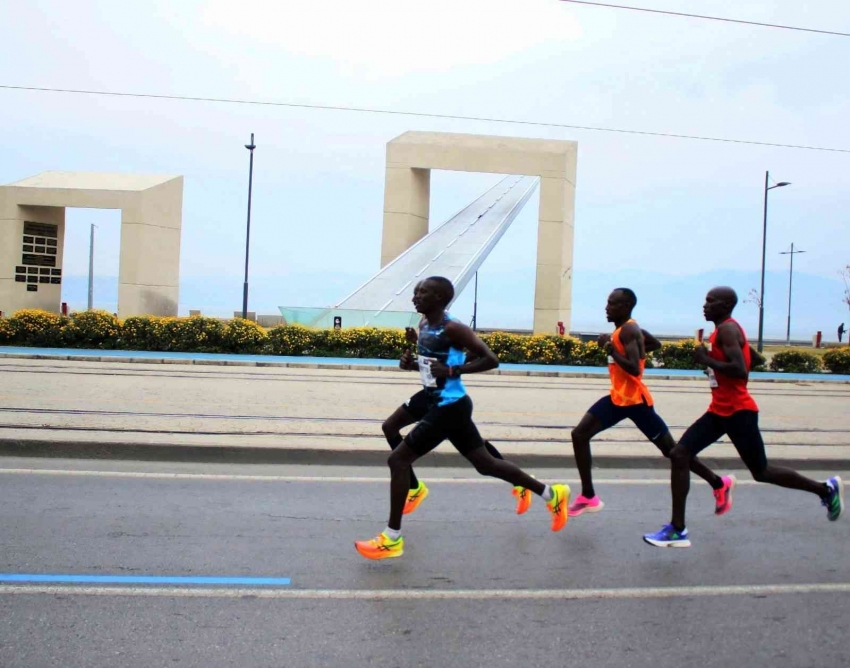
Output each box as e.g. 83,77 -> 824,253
417,313 -> 467,407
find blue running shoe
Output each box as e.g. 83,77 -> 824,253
823,476 -> 845,522
643,524 -> 691,548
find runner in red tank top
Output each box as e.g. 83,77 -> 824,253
569,288 -> 729,518
644,287 -> 844,548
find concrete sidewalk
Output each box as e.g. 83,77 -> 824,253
1,357 -> 848,470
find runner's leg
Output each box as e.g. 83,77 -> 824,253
653,431 -> 723,490
572,398 -> 619,499
669,413 -> 725,529
727,411 -> 828,498
382,406 -> 420,490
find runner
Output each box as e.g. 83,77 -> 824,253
356,276 -> 570,560
382,312 -> 529,517
644,286 -> 845,548
568,288 -> 732,518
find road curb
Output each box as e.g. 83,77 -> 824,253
0,438 -> 845,471
3,351 -> 849,384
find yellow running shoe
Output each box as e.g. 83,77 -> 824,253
512,486 -> 532,515
403,481 -> 429,515
546,483 -> 571,532
354,532 -> 404,560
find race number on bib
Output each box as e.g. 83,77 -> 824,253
707,367 -> 719,389
607,355 -> 615,365
418,356 -> 438,388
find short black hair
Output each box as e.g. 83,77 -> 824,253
712,286 -> 738,309
613,287 -> 637,309
424,276 -> 455,306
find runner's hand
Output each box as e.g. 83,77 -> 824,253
694,345 -> 711,365
597,333 -> 611,347
405,327 -> 418,344
429,361 -> 450,379
400,349 -> 415,370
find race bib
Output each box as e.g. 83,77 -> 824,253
607,355 -> 615,365
418,356 -> 438,388
707,367 -> 718,388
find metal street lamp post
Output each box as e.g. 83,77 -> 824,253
779,243 -> 806,345
87,223 -> 97,311
757,172 -> 791,352
242,133 -> 256,320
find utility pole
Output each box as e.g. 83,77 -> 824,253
87,223 -> 96,311
779,243 -> 806,345
242,132 -> 256,320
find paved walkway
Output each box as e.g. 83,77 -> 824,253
1,356 -> 848,468
2,346 -> 849,382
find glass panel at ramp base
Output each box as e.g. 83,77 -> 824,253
278,307 -> 420,329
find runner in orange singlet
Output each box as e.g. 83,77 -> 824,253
644,287 -> 844,548
569,288 -> 730,517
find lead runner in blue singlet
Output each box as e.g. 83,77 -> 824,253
355,276 -> 571,560
380,282 -> 526,518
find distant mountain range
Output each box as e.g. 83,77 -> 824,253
58,268 -> 847,341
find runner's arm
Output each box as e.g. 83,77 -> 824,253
432,320 -> 499,377
607,322 -> 642,377
700,323 -> 748,379
748,345 -> 765,368
641,329 -> 662,353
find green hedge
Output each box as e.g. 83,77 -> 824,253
823,347 -> 850,374
769,350 -> 823,374
0,309 -> 841,373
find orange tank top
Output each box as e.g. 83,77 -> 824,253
609,320 -> 654,407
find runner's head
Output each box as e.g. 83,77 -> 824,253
704,286 -> 737,323
606,288 -> 637,324
413,277 -> 454,314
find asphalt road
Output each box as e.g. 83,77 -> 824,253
1,458 -> 848,667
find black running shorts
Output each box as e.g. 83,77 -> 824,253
588,395 -> 669,441
404,395 -> 485,456
679,410 -> 767,474
401,390 -> 430,422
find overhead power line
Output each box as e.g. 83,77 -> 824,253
559,1 -> 850,37
1,84 -> 848,154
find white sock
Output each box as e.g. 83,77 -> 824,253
541,485 -> 554,501
384,527 -> 402,541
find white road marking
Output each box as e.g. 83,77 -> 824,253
0,583 -> 847,600
0,468 -> 734,485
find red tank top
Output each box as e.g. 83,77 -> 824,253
707,318 -> 759,416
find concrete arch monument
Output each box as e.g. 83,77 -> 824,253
0,171 -> 183,317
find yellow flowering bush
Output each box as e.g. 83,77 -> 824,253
122,316 -> 172,351
0,317 -> 13,344
64,310 -> 122,349
9,309 -> 67,347
311,327 -> 407,358
2,311 -> 831,374
268,324 -> 316,356
223,318 -> 269,354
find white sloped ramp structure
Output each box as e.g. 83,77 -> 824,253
335,175 -> 538,316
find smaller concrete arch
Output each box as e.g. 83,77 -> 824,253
0,171 -> 183,317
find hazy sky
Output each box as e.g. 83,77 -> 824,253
1,1 -> 848,336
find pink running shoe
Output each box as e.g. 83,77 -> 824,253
568,494 -> 605,517
714,474 -> 736,516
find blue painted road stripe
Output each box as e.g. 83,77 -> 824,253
0,574 -> 290,586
